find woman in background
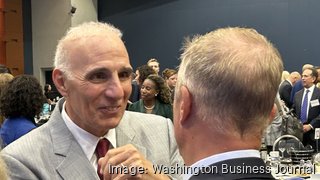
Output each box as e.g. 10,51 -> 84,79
162,68 -> 177,102
129,65 -> 155,103
128,75 -> 173,120
44,84 -> 56,105
0,75 -> 46,147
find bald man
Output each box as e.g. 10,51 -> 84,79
279,71 -> 301,108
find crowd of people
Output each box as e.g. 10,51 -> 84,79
0,21 -> 316,180
270,64 -> 320,151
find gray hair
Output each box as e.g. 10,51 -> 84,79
53,21 -> 122,78
176,27 -> 283,136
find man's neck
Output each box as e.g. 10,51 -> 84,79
182,128 -> 261,166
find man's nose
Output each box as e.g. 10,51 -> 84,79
104,76 -> 124,99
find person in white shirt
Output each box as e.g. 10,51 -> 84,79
293,67 -> 320,150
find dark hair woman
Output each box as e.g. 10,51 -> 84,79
129,65 -> 155,103
0,75 -> 46,146
128,75 -> 173,120
44,84 -> 56,105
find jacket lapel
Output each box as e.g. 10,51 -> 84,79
115,111 -> 147,156
49,99 -> 98,179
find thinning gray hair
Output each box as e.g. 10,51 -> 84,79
176,27 -> 283,136
53,22 -> 122,78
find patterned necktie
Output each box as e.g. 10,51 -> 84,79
95,138 -> 110,180
300,89 -> 310,123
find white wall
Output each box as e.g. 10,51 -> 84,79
31,0 -> 97,85
71,0 -> 97,27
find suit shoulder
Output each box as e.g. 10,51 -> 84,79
1,124 -> 50,156
314,87 -> 320,93
124,111 -> 170,123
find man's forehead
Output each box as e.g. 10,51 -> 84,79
302,70 -> 312,76
88,64 -> 132,72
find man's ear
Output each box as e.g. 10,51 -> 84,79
268,103 -> 277,125
52,69 -> 68,97
178,85 -> 192,125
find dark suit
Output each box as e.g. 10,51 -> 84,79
293,87 -> 320,149
290,80 -> 303,104
190,157 -> 274,180
279,80 -> 293,108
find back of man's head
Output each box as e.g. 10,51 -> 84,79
176,27 -> 283,136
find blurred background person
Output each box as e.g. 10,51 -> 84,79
279,71 -> 301,108
0,73 -> 14,127
281,70 -> 290,82
0,65 -> 11,74
292,67 -> 320,150
263,94 -> 284,153
0,75 -> 46,147
316,66 -> 320,89
44,84 -> 56,105
129,65 -> 155,103
162,68 -> 177,102
290,64 -> 314,103
147,58 -> 160,75
128,74 -> 173,120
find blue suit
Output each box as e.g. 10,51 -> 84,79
290,79 -> 303,104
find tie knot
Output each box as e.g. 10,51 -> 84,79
96,138 -> 110,159
306,89 -> 310,94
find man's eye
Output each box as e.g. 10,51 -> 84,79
119,71 -> 132,80
89,72 -> 108,83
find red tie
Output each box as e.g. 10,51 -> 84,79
95,138 -> 110,180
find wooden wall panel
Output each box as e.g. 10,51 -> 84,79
4,0 -> 23,76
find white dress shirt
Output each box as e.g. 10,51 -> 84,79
61,102 -> 117,171
302,84 -> 315,119
183,149 -> 260,180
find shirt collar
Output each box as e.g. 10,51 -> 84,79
61,102 -> 117,161
183,149 -> 260,180
305,84 -> 315,94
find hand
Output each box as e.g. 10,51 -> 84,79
303,124 -> 312,133
98,144 -> 170,180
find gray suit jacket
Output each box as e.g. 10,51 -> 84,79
1,99 -> 183,179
